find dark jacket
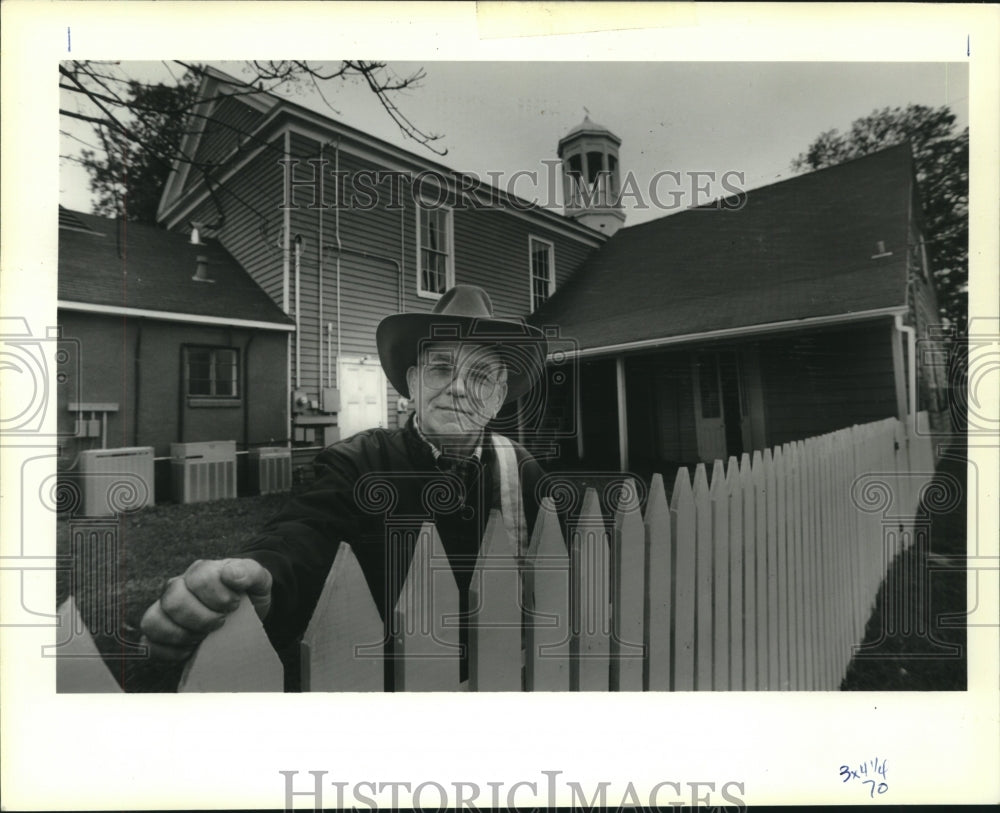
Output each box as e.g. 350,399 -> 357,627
240,415 -> 545,681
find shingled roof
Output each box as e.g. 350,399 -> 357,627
58,209 -> 293,328
530,144 -> 915,352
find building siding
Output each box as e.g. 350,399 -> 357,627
182,95 -> 267,197
275,130 -> 600,436
57,311 -> 287,463
757,320 -> 898,447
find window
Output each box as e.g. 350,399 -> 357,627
416,203 -> 454,298
185,346 -> 239,399
529,237 -> 555,312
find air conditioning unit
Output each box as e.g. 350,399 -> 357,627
78,447 -> 155,517
249,446 -> 292,495
170,440 -> 237,504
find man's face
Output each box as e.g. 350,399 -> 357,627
406,342 -> 508,441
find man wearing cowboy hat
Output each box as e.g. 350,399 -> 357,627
140,285 -> 549,686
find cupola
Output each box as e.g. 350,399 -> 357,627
557,114 -> 625,236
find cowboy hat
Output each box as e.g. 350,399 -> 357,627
376,284 -> 548,404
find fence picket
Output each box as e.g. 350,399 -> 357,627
525,497 -> 570,691
301,542 -> 384,691
822,434 -> 836,689
775,446 -> 789,690
469,510 -> 522,691
785,442 -> 802,690
393,522 -> 460,691
570,488 -> 610,691
848,426 -> 865,650
611,479 -> 645,691
725,457 -> 744,690
55,597 -> 124,693
644,473 -> 671,691
752,451 -> 768,689
764,449 -> 779,690
178,595 -> 283,692
103,416 -> 932,695
671,468 -> 697,690
739,454 -> 756,690
710,460 -> 730,691
693,464 -> 713,691
800,438 -> 816,690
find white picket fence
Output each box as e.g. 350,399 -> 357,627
58,416 -> 936,692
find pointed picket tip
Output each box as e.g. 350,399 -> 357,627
725,456 -> 741,485
670,466 -> 693,510
179,595 -> 283,692
477,509 -> 516,563
301,542 -> 384,692
739,452 -> 753,476
528,497 -> 568,561
613,478 -> 643,534
644,473 -> 669,528
579,486 -> 604,525
693,462 -> 710,495
752,449 -> 765,471
710,459 -> 726,495
55,596 -> 123,693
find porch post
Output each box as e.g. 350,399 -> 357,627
890,320 -> 908,422
616,354 -> 628,471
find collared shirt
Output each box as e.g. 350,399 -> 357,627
412,413 -> 483,463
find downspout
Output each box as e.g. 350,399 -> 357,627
283,131 -> 292,443
894,313 -> 917,434
334,140 -> 342,376
318,141 -> 326,391
294,234 -> 303,388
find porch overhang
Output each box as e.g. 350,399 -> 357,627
546,306 -> 907,361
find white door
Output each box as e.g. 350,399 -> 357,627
692,353 -> 728,462
338,357 -> 387,440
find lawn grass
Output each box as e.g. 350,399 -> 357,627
56,490 -> 296,692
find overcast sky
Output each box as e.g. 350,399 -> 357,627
60,60 -> 969,227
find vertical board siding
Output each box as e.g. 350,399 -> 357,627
758,323 -> 899,447
71,417 -> 934,693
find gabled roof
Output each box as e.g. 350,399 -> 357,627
58,208 -> 294,330
530,144 -> 915,353
157,67 -> 604,245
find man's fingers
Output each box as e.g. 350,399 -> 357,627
182,559 -> 244,612
139,599 -> 209,650
218,558 -> 272,599
159,576 -> 228,632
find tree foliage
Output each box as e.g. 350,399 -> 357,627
792,104 -> 968,333
61,60 -> 441,225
